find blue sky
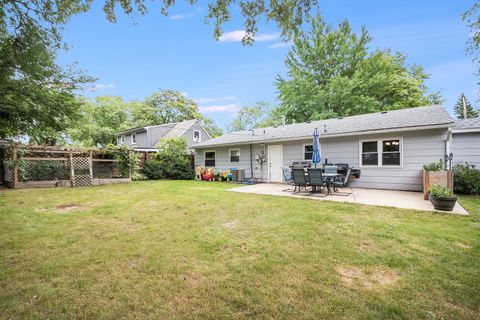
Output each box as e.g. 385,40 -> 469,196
57,0 -> 478,129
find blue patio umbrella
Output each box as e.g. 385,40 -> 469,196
312,127 -> 321,168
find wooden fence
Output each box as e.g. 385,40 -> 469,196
2,144 -> 133,189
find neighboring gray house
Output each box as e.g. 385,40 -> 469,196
116,119 -> 211,151
193,105 -> 465,191
452,117 -> 480,168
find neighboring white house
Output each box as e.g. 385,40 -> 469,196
452,117 -> 480,168
192,105 -> 476,191
116,119 -> 211,151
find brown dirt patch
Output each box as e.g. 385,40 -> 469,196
454,242 -> 471,250
223,221 -> 239,229
83,216 -> 141,235
56,204 -> 80,212
336,265 -> 399,290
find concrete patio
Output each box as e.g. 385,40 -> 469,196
229,183 -> 468,215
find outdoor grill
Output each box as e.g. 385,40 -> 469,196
290,161 -> 312,168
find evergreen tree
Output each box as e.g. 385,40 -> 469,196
454,93 -> 479,119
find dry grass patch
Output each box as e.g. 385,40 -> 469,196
336,265 -> 399,290
56,203 -> 80,212
454,242 -> 471,250
223,221 -> 239,229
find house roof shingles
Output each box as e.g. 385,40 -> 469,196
194,105 -> 455,148
454,117 -> 480,131
116,119 -> 198,137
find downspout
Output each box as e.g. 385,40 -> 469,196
445,127 -> 453,170
249,144 -> 253,180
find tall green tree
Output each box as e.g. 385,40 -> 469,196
201,118 -> 223,138
131,90 -> 202,126
130,89 -> 222,138
276,17 -> 437,122
453,93 -> 479,119
227,102 -> 269,132
1,1 -> 92,141
68,96 -> 132,147
463,1 -> 480,76
0,23 -> 91,142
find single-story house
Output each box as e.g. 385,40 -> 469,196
193,105 -> 479,191
452,117 -> 480,167
116,119 -> 211,151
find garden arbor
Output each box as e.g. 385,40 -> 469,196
2,144 -> 134,188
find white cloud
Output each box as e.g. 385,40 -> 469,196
193,96 -> 236,103
219,30 -> 279,42
268,40 -> 293,49
169,13 -> 194,20
199,104 -> 240,113
86,83 -> 115,92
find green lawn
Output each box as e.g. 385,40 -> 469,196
0,181 -> 479,319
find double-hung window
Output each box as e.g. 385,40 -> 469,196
382,140 -> 401,166
205,151 -> 216,167
304,144 -> 313,161
131,133 -> 136,144
193,130 -> 201,143
360,138 -> 402,167
361,141 -> 378,165
230,149 -> 240,162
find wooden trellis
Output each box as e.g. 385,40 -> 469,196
71,156 -> 93,187
2,144 -> 132,189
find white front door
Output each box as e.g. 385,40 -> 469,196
268,145 -> 283,183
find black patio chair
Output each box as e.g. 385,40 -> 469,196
291,168 -> 309,193
307,168 -> 326,196
282,167 -> 294,191
331,167 -> 352,196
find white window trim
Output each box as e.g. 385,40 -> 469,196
359,137 -> 403,168
131,133 -> 136,144
303,143 -> 314,161
193,130 -> 201,143
120,135 -> 125,143
229,148 -> 240,163
204,150 -> 216,167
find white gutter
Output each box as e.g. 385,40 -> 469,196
193,123 -> 453,149
452,128 -> 480,133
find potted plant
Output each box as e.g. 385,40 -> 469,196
428,184 -> 457,211
422,160 -> 453,200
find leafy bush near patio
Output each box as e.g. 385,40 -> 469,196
143,138 -> 194,180
454,163 -> 480,195
423,160 -> 444,171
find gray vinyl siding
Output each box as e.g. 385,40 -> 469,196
452,132 -> 480,167
195,145 -> 254,178
182,123 -> 211,148
194,128 -> 449,191
321,129 -> 447,191
117,131 -> 147,148
149,125 -> 175,147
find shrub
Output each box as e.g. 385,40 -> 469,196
142,138 -> 194,180
429,184 -> 455,198
423,160 -> 443,171
143,160 -> 164,179
453,163 -> 480,195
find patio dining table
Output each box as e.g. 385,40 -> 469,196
322,173 -> 343,195
298,169 -> 343,196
